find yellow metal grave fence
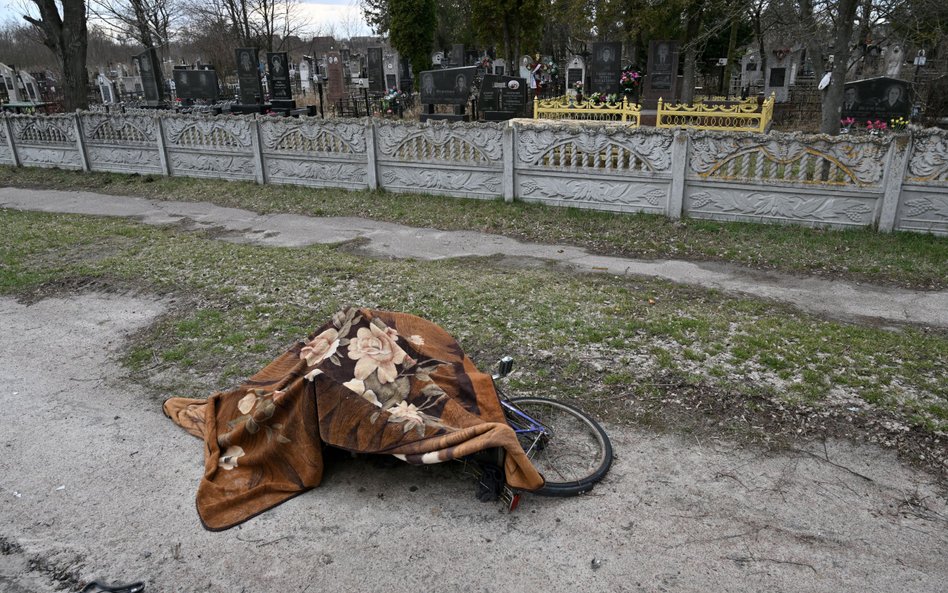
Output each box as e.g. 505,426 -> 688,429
656,94 -> 775,132
533,95 -> 642,126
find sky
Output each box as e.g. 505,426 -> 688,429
0,0 -> 374,38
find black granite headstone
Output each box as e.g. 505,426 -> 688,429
367,47 -> 384,93
135,47 -> 163,104
267,52 -> 292,100
841,77 -> 912,121
419,67 -> 476,105
768,67 -> 786,88
451,44 -> 465,67
589,42 -> 622,94
236,48 -> 263,104
478,74 -> 527,119
399,56 -> 412,89
647,40 -> 678,92
173,69 -> 219,101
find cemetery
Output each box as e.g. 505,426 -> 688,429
1,25 -> 945,236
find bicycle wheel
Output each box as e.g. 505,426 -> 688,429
505,397 -> 613,497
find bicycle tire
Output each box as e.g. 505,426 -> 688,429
505,397 -> 613,497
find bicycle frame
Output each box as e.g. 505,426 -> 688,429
500,399 -> 550,456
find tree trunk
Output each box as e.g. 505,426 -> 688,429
820,0 -> 859,134
502,17 -> 511,72
723,9 -> 739,97
24,0 -> 89,111
798,0 -> 825,79
680,1 -> 703,104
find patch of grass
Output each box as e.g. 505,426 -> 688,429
2,166 -> 946,289
0,208 -> 945,450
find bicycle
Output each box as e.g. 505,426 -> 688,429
472,356 -> 613,510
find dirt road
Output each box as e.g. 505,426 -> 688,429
1,293 -> 945,592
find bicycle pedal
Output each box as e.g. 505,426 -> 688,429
501,486 -> 522,512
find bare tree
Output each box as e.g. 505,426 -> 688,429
22,0 -> 90,110
89,0 -> 177,60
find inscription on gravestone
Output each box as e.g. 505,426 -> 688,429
477,74 -> 527,119
367,47 -> 384,93
420,67 -> 476,105
841,77 -> 911,121
267,52 -> 292,100
236,48 -> 263,104
589,42 -> 622,94
135,47 -> 163,104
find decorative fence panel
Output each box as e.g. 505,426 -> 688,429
514,123 -> 673,214
161,115 -> 257,181
374,121 -> 504,199
8,115 -> 82,170
0,116 -> 11,165
2,111 -> 947,236
684,132 -> 887,228
657,95 -> 775,133
258,117 -> 369,190
534,96 -> 642,126
79,112 -> 163,174
896,132 -> 948,236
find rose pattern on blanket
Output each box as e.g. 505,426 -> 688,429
302,307 -> 454,438
217,387 -> 293,469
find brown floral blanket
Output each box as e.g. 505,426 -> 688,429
164,307 -> 545,530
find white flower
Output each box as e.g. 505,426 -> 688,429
218,445 -> 245,470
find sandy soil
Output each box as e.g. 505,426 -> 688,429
1,293 -> 946,593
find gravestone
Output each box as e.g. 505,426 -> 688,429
399,56 -> 412,90
566,56 -> 585,92
135,47 -> 163,105
236,48 -> 263,104
326,51 -> 346,103
0,63 -> 21,102
478,74 -> 527,120
419,66 -> 476,121
451,44 -> 465,67
885,45 -> 904,78
97,73 -> 116,104
419,66 -> 475,105
589,42 -> 622,94
172,68 -> 219,101
367,47 -> 384,93
493,58 -> 506,76
267,52 -> 292,101
643,40 -> 680,105
519,55 -> 533,80
299,59 -> 311,91
841,76 -> 911,121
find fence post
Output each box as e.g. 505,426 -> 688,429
2,113 -> 19,167
73,111 -> 90,172
365,118 -> 379,190
250,116 -> 267,185
154,114 -> 171,176
877,134 -> 912,233
666,129 -> 688,219
502,121 -> 515,202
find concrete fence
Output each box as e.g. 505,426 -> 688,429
1,112 -> 946,236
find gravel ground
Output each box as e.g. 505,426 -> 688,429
1,293 -> 946,593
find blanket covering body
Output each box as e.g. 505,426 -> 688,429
164,308 -> 545,530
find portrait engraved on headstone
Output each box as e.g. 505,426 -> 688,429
419,67 -> 476,105
236,48 -> 263,104
589,42 -> 622,94
841,77 -> 911,120
267,52 -> 292,100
